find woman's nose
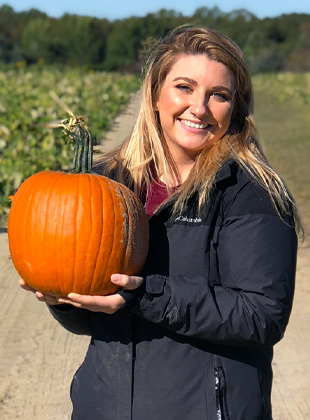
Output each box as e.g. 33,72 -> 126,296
190,95 -> 208,118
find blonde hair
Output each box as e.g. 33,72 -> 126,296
96,26 -> 302,234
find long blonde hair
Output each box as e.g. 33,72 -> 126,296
96,26 -> 302,234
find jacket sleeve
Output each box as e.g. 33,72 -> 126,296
129,180 -> 298,348
47,304 -> 93,336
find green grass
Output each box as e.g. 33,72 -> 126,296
253,73 -> 310,231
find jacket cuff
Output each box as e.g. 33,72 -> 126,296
145,275 -> 166,295
117,279 -> 146,308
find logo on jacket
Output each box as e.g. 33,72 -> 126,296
175,216 -> 202,223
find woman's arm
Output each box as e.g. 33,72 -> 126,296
128,181 -> 298,348
47,304 -> 93,336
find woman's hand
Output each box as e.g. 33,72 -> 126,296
19,278 -> 63,306
19,274 -> 144,314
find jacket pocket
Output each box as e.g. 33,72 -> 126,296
214,360 -> 230,420
213,352 -> 269,420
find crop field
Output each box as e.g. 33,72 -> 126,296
0,65 -> 140,225
0,67 -> 309,229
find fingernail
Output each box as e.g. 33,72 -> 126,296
111,275 -> 120,284
67,293 -> 80,299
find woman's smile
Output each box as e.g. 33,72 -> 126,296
178,119 -> 210,130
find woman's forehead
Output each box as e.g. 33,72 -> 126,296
164,54 -> 235,88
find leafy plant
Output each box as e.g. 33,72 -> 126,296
0,65 -> 140,225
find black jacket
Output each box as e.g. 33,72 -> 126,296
49,161 -> 297,420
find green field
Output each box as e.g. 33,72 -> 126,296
0,65 -> 140,225
253,73 -> 310,231
0,67 -> 309,231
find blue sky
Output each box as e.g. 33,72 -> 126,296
2,0 -> 310,19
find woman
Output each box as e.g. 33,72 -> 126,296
21,26 -> 300,419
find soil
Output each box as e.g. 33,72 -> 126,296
0,93 -> 309,420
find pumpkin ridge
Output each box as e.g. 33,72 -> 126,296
92,175 -> 106,294
115,183 -> 131,273
84,173 -> 99,295
90,176 -> 116,294
25,181 -> 44,288
113,180 -> 130,279
100,177 -> 127,295
95,179 -> 110,289
102,179 -> 120,293
72,175 -> 81,295
75,174 -> 90,294
88,174 -> 102,294
9,175 -> 36,284
45,173 -> 60,294
59,173 -> 75,295
43,176 -> 54,290
59,174 -> 68,295
86,174 -> 95,295
43,172 -> 65,295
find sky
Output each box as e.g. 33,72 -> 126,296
2,0 -> 310,20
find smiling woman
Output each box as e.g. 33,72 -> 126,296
19,26 -> 300,420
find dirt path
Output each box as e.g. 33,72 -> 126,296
0,93 -> 309,420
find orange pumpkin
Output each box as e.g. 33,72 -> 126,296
7,116 -> 149,296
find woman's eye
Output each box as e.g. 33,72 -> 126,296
176,84 -> 192,93
212,92 -> 229,101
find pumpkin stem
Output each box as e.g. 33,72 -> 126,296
60,116 -> 94,173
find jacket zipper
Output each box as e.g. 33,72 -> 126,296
215,367 -> 229,420
215,367 -> 222,420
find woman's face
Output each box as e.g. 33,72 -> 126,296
156,54 -> 236,163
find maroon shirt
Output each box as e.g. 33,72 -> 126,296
145,178 -> 179,217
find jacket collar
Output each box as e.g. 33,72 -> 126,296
214,159 -> 237,185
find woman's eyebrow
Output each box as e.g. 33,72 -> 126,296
173,76 -> 197,85
212,85 -> 235,96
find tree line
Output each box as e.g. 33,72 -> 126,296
0,4 -> 309,73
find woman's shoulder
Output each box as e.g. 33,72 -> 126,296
215,159 -> 254,192
217,160 -> 288,219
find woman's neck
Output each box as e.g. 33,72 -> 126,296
176,160 -> 195,184
159,159 -> 195,186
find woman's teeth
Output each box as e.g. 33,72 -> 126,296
180,120 -> 208,129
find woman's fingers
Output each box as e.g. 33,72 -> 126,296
19,278 -> 36,293
111,274 -> 143,290
58,293 -> 125,314
19,278 -> 61,305
35,291 -> 60,305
